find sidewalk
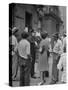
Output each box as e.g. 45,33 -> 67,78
12,55 -> 62,86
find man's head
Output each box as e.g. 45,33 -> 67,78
24,27 -> 28,33
41,31 -> 48,39
52,33 -> 59,41
37,28 -> 41,32
32,32 -> 36,36
21,32 -> 29,39
12,27 -> 19,35
63,31 -> 66,37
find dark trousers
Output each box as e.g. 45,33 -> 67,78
31,60 -> 35,77
31,56 -> 35,77
12,54 -> 18,80
19,56 -> 31,86
52,55 -> 60,82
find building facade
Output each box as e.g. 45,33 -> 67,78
10,3 -> 63,40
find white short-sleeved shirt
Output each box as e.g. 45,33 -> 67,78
10,35 -> 18,55
53,39 -> 63,55
35,32 -> 41,37
57,53 -> 66,82
18,39 -> 30,59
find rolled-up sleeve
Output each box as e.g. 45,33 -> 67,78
14,38 -> 18,52
26,43 -> 30,55
57,57 -> 62,70
58,42 -> 63,55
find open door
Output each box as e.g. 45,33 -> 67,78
25,12 -> 32,29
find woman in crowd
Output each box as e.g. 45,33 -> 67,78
38,32 -> 50,85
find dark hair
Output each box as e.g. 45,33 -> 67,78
21,32 -> 29,39
64,46 -> 66,52
29,27 -> 34,33
41,32 -> 48,39
63,34 -> 66,37
53,33 -> 59,40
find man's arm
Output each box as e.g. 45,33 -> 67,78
57,57 -> 63,70
26,42 -> 30,55
58,41 -> 63,55
27,42 -> 33,61
14,38 -> 18,53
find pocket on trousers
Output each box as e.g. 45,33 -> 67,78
19,57 -> 27,66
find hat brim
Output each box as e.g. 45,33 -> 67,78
12,29 -> 18,34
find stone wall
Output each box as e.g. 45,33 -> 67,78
42,16 -> 57,37
13,4 -> 38,41
59,6 -> 66,34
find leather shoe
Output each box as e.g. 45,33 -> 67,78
50,80 -> 57,84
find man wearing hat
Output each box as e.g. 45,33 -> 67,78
50,33 -> 63,84
27,28 -> 37,78
9,27 -> 18,80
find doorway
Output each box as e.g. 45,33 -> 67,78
25,12 -> 32,30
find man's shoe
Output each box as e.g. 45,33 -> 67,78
38,80 -> 46,85
31,76 -> 37,79
50,80 -> 57,84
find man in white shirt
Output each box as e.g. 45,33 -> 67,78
50,33 -> 63,84
9,27 -> 18,81
18,32 -> 31,86
35,28 -> 41,37
57,52 -> 66,83
18,38 -> 30,59
57,32 -> 67,83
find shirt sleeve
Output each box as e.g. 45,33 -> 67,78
39,47 -> 42,52
14,38 -> 18,52
57,56 -> 63,70
58,41 -> 63,55
49,43 -> 52,52
53,40 -> 63,55
26,42 -> 30,55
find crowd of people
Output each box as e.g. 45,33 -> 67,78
9,26 -> 66,86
